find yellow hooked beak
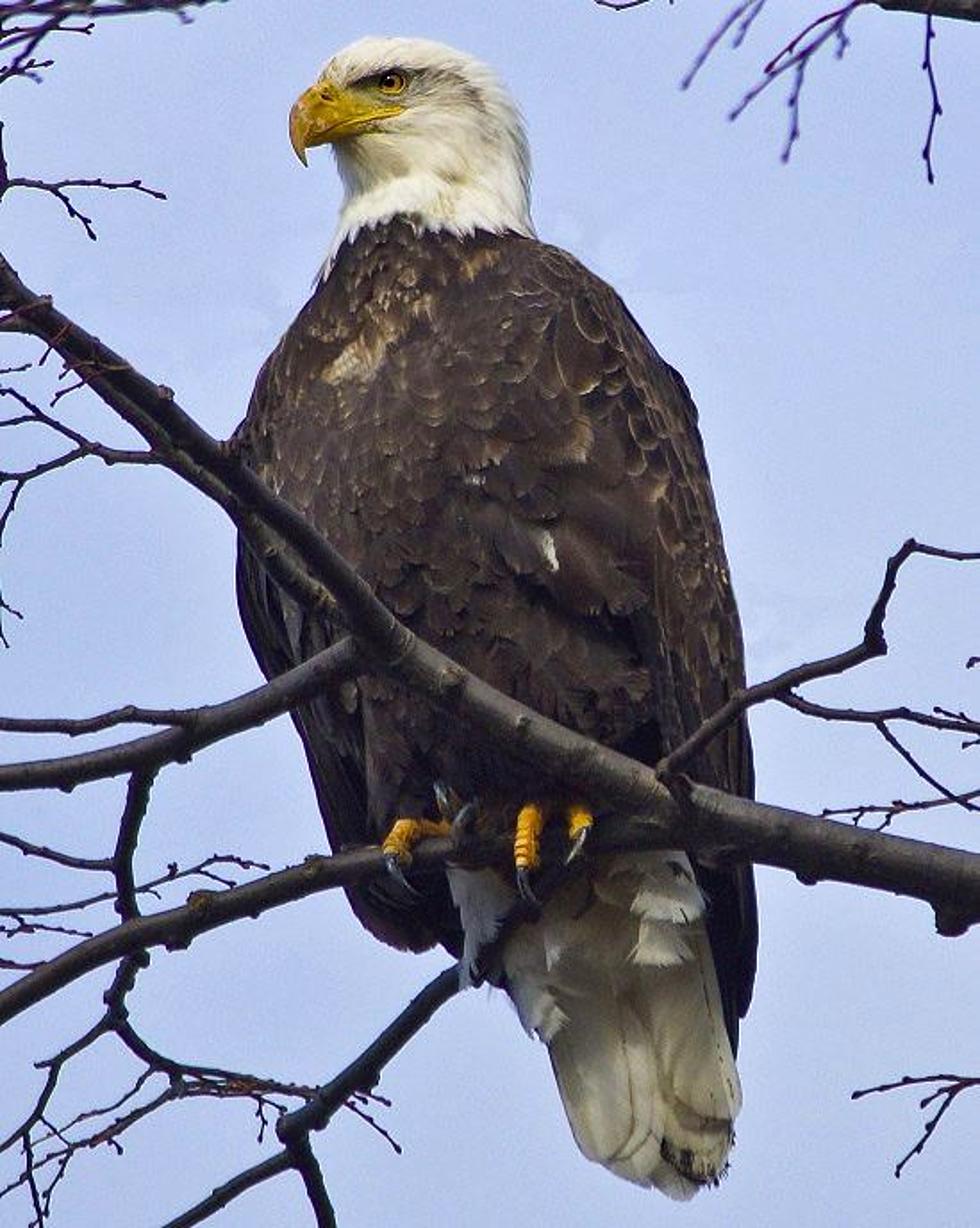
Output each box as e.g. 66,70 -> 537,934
288,82 -> 407,165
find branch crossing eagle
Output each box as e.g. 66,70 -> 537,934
236,35 -> 757,1199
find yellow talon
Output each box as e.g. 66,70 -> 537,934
381,817 -> 452,865
567,805 -> 594,841
566,804 -> 594,863
514,803 -> 545,871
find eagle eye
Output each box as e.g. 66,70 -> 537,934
377,70 -> 408,95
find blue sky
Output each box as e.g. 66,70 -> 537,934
2,3 -> 979,1225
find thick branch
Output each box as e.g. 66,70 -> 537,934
876,0 -> 980,18
593,0 -> 980,21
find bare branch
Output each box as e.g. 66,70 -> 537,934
779,693 -> 980,739
157,1150 -> 294,1228
876,0 -> 980,18
920,14 -> 943,182
592,0 -> 980,25
0,704 -> 201,736
0,1 -> 225,87
658,538 -> 980,777
0,637 -> 362,791
0,373 -> 158,550
162,966 -> 459,1228
822,788 -> 980,829
603,2 -> 973,179
278,965 -> 461,1144
0,830 -> 110,871
875,722 -> 978,813
0,852 -> 269,920
852,1072 -> 980,1176
287,1137 -> 337,1228
0,954 -> 144,1156
112,769 -> 157,920
681,1 -> 767,91
727,3 -> 864,164
0,170 -> 166,242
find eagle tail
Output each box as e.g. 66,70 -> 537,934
450,853 -> 740,1197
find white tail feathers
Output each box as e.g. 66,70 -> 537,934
448,852 -> 741,1198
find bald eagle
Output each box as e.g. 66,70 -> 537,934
236,36 -> 757,1199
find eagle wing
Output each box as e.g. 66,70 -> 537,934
236,358 -> 463,954
431,240 -> 758,1040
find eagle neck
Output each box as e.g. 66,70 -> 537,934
323,155 -> 534,275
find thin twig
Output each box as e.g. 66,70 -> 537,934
875,723 -> 978,813
920,14 -> 942,182
659,539 -> 980,777
852,1072 -> 980,1177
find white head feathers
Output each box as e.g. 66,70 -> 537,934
310,36 -> 535,255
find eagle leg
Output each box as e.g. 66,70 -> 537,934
381,817 -> 453,894
514,802 -> 595,901
514,802 -> 545,905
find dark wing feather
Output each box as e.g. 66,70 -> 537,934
235,361 -> 462,955
448,241 -> 758,1040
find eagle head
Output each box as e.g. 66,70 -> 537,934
288,36 -> 534,249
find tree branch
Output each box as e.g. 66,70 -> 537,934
0,637 -> 361,791
602,1 -> 974,179
592,0 -> 980,23
659,539 -> 980,777
0,1 -> 227,87
852,1072 -> 980,1176
157,1150 -> 294,1228
876,0 -> 980,19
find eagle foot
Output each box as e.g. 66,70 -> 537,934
381,817 -> 452,894
513,802 -> 594,895
432,784 -> 484,855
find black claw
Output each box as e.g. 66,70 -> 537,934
452,799 -> 479,835
384,853 -> 421,898
433,781 -> 454,822
516,867 -> 541,908
566,825 -> 590,864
